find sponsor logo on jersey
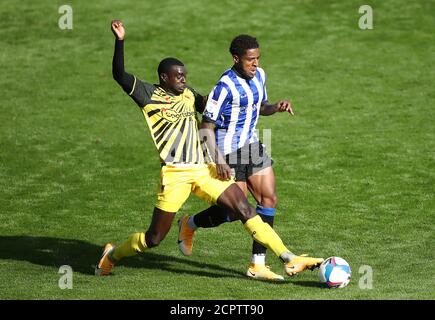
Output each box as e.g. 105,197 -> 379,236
161,108 -> 196,123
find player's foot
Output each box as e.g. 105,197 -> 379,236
178,214 -> 195,256
284,254 -> 324,276
95,243 -> 115,276
246,263 -> 285,282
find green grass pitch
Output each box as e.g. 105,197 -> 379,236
0,0 -> 434,300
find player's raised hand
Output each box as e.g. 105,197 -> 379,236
276,100 -> 294,115
111,20 -> 125,40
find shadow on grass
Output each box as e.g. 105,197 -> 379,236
291,281 -> 327,289
0,236 -> 322,286
0,235 -> 245,279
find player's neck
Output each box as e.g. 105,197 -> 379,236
232,65 -> 252,80
159,84 -> 181,96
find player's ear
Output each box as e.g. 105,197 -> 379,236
232,54 -> 240,64
160,73 -> 168,83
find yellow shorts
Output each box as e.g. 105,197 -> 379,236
155,163 -> 235,213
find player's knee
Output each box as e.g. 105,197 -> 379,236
261,194 -> 278,208
236,200 -> 256,220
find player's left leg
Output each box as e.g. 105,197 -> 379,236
216,183 -> 324,277
193,164 -> 324,277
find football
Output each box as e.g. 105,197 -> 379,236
319,257 -> 351,288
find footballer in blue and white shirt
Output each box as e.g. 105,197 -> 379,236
191,35 -> 299,282
203,60 -> 293,174
203,66 -> 268,156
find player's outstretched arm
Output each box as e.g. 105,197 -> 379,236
111,20 -> 135,93
260,100 -> 294,116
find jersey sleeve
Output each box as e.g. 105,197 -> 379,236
203,82 -> 232,123
128,77 -> 156,107
187,86 -> 206,113
258,68 -> 268,103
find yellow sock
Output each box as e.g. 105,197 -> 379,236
112,232 -> 147,261
243,215 -> 289,257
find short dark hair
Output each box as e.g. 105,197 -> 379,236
157,57 -> 184,76
229,34 -> 259,56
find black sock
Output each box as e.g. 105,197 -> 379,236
193,205 -> 233,228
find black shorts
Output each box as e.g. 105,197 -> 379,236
225,141 -> 273,182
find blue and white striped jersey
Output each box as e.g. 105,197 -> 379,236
203,67 -> 268,155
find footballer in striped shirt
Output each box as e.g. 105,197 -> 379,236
182,34 -> 297,282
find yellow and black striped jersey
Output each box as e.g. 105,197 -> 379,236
127,76 -> 207,164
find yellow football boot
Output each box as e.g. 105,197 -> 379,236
95,243 -> 115,276
284,254 -> 324,276
246,263 -> 285,281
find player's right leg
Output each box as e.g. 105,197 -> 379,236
95,207 -> 176,276
177,182 -> 247,256
95,165 -> 191,276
